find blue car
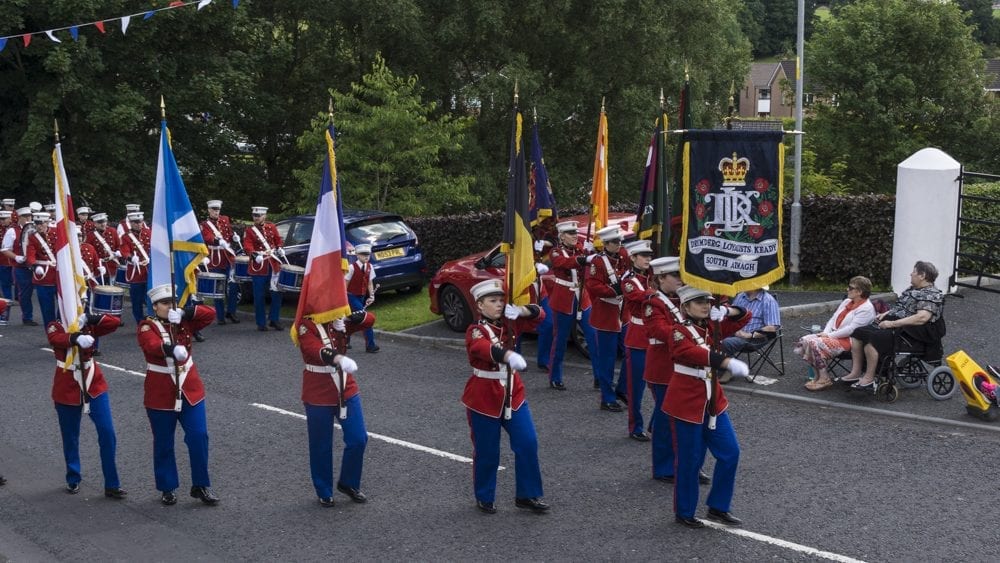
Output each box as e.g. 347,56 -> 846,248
274,210 -> 427,294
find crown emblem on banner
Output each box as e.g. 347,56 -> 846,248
719,152 -> 750,186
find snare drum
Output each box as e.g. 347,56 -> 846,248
196,272 -> 227,299
277,264 -> 305,293
233,255 -> 251,282
114,265 -> 130,288
91,285 -> 125,316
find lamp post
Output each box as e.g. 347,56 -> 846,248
789,0 -> 805,286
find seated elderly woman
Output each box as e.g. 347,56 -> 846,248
796,276 -> 876,391
842,261 -> 945,389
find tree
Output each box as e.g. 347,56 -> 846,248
744,0 -> 818,58
957,0 -> 999,46
294,54 -> 475,216
805,0 -> 995,193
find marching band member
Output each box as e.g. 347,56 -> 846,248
116,203 -> 143,238
87,213 -> 120,286
585,225 -> 625,412
1,198 -> 14,213
619,240 -> 655,440
46,311 -> 126,498
464,279 -> 549,514
137,283 -> 219,506
296,311 -> 373,507
26,212 -> 58,326
3,207 -> 37,325
119,211 -> 152,323
242,206 -> 285,332
0,210 -> 13,322
345,244 -> 378,352
546,220 -> 592,390
200,200 -> 241,325
667,285 -> 750,528
76,206 -> 95,237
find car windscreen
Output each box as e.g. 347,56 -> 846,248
280,221 -> 313,247
347,218 -> 411,245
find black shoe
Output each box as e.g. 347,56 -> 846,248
699,471 -> 712,485
515,497 -> 550,513
190,486 -> 220,505
318,496 -> 335,508
66,483 -> 80,494
226,313 -> 241,324
336,483 -> 367,503
630,431 -> 650,442
269,321 -> 284,331
365,345 -> 380,353
23,319 -> 38,326
257,325 -> 268,332
217,319 -> 227,326
675,515 -> 705,528
161,491 -> 177,505
194,331 -> 206,342
0,475 -> 6,486
549,381 -> 566,391
707,507 -> 743,526
593,380 -> 600,389
104,487 -> 127,499
600,401 -> 623,412
476,500 -> 497,514
616,391 -> 629,405
654,475 -> 675,483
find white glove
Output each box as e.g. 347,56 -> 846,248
365,296 -> 375,307
337,355 -> 358,374
131,255 -> 140,266
254,254 -> 264,265
710,306 -> 729,322
585,254 -> 596,264
172,345 -> 188,362
220,240 -> 230,250
77,313 -> 88,328
14,255 -> 25,264
332,318 -> 346,332
76,334 -> 95,349
506,351 -> 527,371
114,250 -> 122,258
535,263 -> 549,275
533,240 -> 545,252
167,308 -> 184,324
584,241 -> 595,252
504,304 -> 522,320
98,266 -> 106,276
276,248 -> 286,258
202,257 -> 210,266
727,358 -> 749,378
231,233 -> 240,243
34,266 -> 44,276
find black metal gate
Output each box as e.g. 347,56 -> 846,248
952,169 -> 1000,294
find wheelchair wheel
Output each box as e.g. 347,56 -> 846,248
876,382 -> 899,403
897,374 -> 923,389
926,365 -> 957,401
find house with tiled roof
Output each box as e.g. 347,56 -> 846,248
737,61 -> 806,118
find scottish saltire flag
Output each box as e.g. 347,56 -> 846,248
502,108 -> 536,307
150,121 -> 208,307
635,114 -> 670,255
52,141 -> 88,340
589,107 -> 609,246
291,124 -> 352,345
528,122 -> 556,226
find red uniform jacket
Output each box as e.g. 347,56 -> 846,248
26,230 -> 58,286
663,310 -> 750,424
0,224 -> 13,267
643,291 -> 684,385
462,308 -> 544,418
296,315 -> 374,406
47,315 -> 121,405
346,260 -> 374,297
79,242 -> 100,287
548,244 -> 590,315
78,219 -> 96,237
87,227 -> 121,270
242,222 -> 283,276
119,227 -> 152,284
136,304 -> 215,410
585,252 -> 623,332
622,269 -> 654,350
201,216 -> 236,270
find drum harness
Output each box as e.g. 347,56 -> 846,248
31,232 -> 57,281
553,245 -> 583,320
249,225 -> 282,291
91,230 -> 117,268
147,318 -> 193,412
125,231 -> 150,283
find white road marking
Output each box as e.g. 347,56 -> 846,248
250,402 -> 500,468
702,520 -> 867,562
42,347 -> 147,377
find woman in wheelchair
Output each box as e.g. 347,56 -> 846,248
796,276 -> 876,391
842,261 -> 944,389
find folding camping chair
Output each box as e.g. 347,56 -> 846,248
739,328 -> 785,380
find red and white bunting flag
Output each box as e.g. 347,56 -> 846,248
121,16 -> 131,35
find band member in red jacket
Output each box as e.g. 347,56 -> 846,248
119,212 -> 152,323
87,213 -> 121,286
137,283 -> 218,506
619,240 -> 655,440
585,225 -> 626,412
667,285 -> 750,529
26,212 -> 58,326
464,279 -> 549,515
296,311 -> 374,507
242,206 -> 285,331
345,244 -> 379,352
200,200 -> 241,325
546,220 -> 592,390
47,312 -> 126,498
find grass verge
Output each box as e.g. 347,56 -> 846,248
238,287 -> 439,331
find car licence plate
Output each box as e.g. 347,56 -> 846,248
375,247 -> 405,260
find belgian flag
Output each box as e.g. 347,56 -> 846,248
501,106 -> 536,307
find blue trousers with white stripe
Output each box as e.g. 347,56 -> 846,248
670,411 -> 739,519
649,383 -> 673,478
467,405 -> 543,503
54,393 -> 120,489
146,399 -> 211,492
305,396 -> 368,499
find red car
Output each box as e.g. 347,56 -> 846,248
429,213 -> 638,337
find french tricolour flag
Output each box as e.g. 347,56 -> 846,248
291,124 -> 352,345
